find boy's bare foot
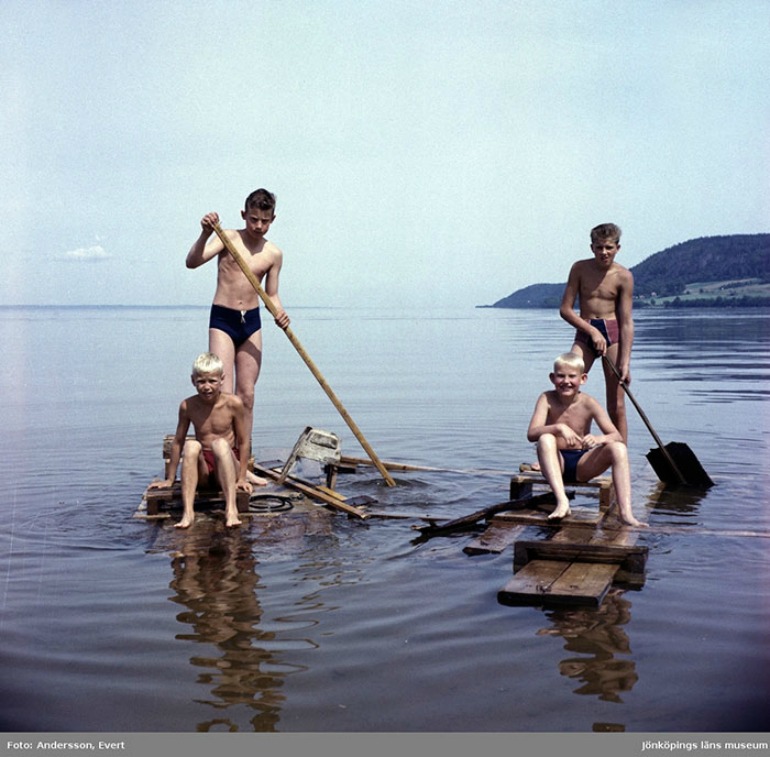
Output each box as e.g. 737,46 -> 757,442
246,471 -> 268,486
175,515 -> 194,529
547,501 -> 571,521
225,514 -> 242,528
620,514 -> 648,528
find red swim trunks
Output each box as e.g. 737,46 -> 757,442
201,447 -> 240,477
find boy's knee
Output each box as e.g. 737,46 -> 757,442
537,434 -> 557,451
183,439 -> 202,457
210,437 -> 230,456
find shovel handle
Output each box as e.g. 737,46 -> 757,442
601,355 -> 687,485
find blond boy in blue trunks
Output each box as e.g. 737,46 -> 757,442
527,353 -> 645,527
559,223 -> 634,442
186,189 -> 291,446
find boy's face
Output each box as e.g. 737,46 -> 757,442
550,365 -> 587,398
590,238 -> 620,269
191,370 -> 224,402
241,207 -> 275,239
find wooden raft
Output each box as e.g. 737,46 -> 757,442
479,470 -> 646,608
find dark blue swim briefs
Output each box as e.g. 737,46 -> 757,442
209,304 -> 262,347
561,448 -> 588,483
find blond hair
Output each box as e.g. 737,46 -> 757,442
553,352 -> 585,374
192,352 -> 224,376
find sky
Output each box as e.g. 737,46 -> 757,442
1,0 -> 768,309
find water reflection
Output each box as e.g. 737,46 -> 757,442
537,588 -> 638,704
646,481 -> 711,516
167,522 -> 289,731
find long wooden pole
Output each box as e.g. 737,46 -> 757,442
212,223 -> 396,487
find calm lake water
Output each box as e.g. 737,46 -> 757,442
0,305 -> 768,733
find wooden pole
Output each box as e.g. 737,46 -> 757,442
212,223 -> 396,487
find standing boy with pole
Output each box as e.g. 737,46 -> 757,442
559,223 -> 634,442
186,189 -> 290,444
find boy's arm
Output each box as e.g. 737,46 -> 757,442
158,402 -> 191,487
583,397 -> 623,447
185,212 -> 225,269
263,248 -> 290,329
558,264 -> 584,330
615,270 -> 634,382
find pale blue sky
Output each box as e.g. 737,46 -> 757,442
2,0 -> 768,308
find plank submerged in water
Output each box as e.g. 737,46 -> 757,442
498,560 -> 619,608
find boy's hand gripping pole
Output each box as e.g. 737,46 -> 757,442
211,223 -> 396,487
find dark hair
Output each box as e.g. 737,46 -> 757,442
244,188 -> 276,213
590,223 -> 621,244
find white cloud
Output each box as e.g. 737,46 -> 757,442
56,245 -> 111,262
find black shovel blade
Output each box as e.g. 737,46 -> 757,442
646,442 -> 714,489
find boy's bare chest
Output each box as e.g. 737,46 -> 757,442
580,270 -> 620,302
547,397 -> 589,429
190,401 -> 235,439
219,247 -> 272,280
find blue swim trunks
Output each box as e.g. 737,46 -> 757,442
209,304 -> 262,347
561,449 -> 588,484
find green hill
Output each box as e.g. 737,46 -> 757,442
488,233 -> 770,309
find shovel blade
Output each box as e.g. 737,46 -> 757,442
646,442 -> 714,490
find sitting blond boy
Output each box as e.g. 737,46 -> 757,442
152,352 -> 253,528
526,352 -> 645,527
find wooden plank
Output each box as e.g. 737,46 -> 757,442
491,508 -> 603,528
498,560 -> 618,608
464,524 -> 526,555
513,539 -> 648,575
549,562 -> 618,606
252,463 -> 368,519
414,492 -> 560,538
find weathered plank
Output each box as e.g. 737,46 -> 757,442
498,560 -> 618,608
414,491 -> 561,538
513,539 -> 648,576
252,463 -> 369,519
491,507 -> 603,529
464,524 -> 526,555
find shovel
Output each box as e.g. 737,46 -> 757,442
602,355 -> 714,489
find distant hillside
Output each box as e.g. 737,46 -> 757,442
488,233 -> 770,308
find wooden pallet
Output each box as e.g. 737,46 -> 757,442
498,522 -> 647,607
